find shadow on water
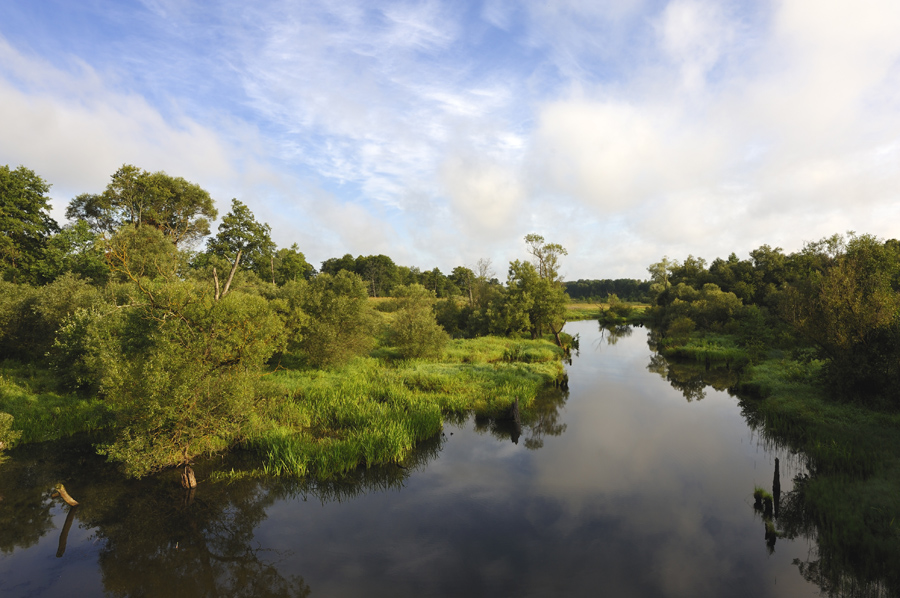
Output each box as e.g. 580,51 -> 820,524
0,433 -> 447,597
640,325 -> 900,598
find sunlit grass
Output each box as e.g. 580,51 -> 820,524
0,360 -> 111,445
735,356 -> 900,580
251,336 -> 564,478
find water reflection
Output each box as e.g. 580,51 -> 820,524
597,322 -> 633,346
473,387 -> 569,449
645,333 -> 899,597
4,321 -> 896,598
0,433 -> 446,597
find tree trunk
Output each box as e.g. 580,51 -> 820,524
56,505 -> 78,558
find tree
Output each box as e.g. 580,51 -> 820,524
293,271 -> 376,367
0,165 -> 59,280
89,280 -> 287,476
648,256 -> 677,305
780,234 -> 900,404
32,220 -> 109,284
450,266 -> 476,307
525,233 -> 567,283
355,254 -> 398,297
273,244 -> 315,285
320,253 -> 357,276
66,165 -> 217,247
507,260 -> 568,340
387,284 -> 449,358
205,199 -> 276,277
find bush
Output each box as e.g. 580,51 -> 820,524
0,412 -> 22,458
293,271 -> 376,367
95,281 -> 287,477
387,284 -> 449,359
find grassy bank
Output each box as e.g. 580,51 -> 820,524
0,360 -> 111,445
735,359 -> 900,587
2,337 -> 563,480
567,302 -> 650,324
657,333 -> 751,369
659,333 -> 900,590
245,336 -> 563,479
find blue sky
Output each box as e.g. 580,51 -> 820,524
1,0 -> 898,279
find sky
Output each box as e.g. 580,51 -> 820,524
1,0 -> 898,280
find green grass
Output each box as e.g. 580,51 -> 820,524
660,334 -> 751,368
0,360 -> 111,445
242,336 -> 564,479
734,356 -> 900,590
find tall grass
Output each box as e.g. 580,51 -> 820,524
659,334 -> 750,368
735,356 -> 900,591
0,360 -> 111,444
247,337 -> 564,479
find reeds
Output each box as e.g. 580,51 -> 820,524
249,337 -> 564,478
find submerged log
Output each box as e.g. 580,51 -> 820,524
181,465 -> 197,489
773,458 -> 781,519
509,397 -> 521,425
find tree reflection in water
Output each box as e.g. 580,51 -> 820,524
473,386 -> 569,449
644,330 -> 740,402
0,433 -> 446,597
646,340 -> 900,597
597,323 -> 632,347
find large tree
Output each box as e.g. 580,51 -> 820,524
0,165 -> 59,280
66,164 -> 217,247
525,233 -> 568,283
205,199 -> 276,276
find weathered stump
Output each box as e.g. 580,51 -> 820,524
181,465 -> 197,489
54,483 -> 79,507
773,458 -> 781,519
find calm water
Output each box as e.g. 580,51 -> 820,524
0,320 -> 825,597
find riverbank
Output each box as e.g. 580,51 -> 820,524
566,302 -> 650,324
656,331 -> 900,592
0,336 -> 564,478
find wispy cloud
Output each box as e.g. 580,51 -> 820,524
0,0 -> 898,277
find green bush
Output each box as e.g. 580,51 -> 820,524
293,271 -> 376,367
386,284 -> 449,359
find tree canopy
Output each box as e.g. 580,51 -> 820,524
66,164 -> 217,247
205,198 -> 276,276
0,165 -> 59,280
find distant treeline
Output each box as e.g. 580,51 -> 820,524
563,278 -> 650,302
646,236 -> 900,408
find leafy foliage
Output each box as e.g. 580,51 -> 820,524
95,281 -> 287,476
0,164 -> 59,281
205,198 -> 276,277
386,284 -> 449,359
66,164 -> 217,247
292,271 -> 376,367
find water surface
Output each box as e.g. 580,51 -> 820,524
0,320 -> 822,597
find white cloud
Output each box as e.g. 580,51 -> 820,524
0,38 -> 237,222
522,0 -> 900,274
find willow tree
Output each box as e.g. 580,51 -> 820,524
66,164 -> 217,247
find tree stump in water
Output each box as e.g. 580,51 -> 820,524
509,397 -> 521,425
54,483 -> 79,507
181,465 -> 197,489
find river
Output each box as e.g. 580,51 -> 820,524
0,319 -> 827,597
